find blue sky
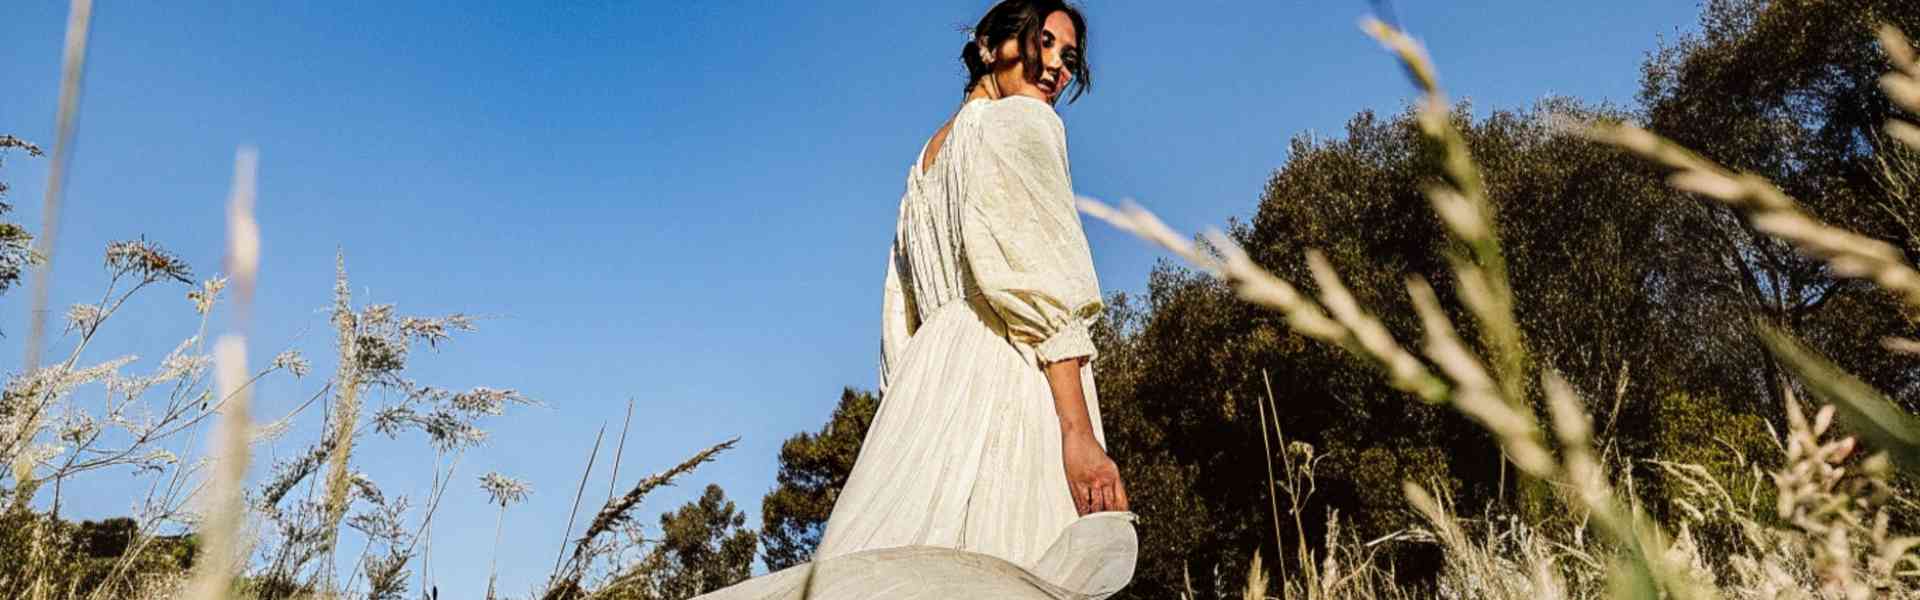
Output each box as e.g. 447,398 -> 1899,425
0,1 -> 1700,597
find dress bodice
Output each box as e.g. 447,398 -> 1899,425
879,96 -> 1105,394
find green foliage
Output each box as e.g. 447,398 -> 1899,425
758,387 -> 876,572
1643,390 -> 1780,566
603,484 -> 758,600
1641,0 -> 1920,409
1090,99 -> 1679,596
1645,391 -> 1777,504
0,134 -> 41,298
0,508 -> 196,598
1079,2 -> 1920,596
706,3 -> 1920,597
13,1 -> 1919,598
1088,291 -> 1221,598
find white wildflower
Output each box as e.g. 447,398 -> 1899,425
63,304 -> 103,334
479,472 -> 531,507
188,277 -> 228,315
271,349 -> 311,378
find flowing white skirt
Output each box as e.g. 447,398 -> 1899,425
695,296 -> 1135,599
820,293 -> 1108,563
692,512 -> 1136,600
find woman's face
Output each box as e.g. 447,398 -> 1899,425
984,11 -> 1081,104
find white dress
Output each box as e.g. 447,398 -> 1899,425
819,93 -> 1114,563
694,96 -> 1136,599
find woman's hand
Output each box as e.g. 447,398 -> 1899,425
1044,355 -> 1127,515
1062,430 -> 1128,515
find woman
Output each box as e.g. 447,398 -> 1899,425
814,0 -> 1129,567
696,2 -> 1134,598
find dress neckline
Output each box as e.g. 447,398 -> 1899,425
910,136 -> 938,182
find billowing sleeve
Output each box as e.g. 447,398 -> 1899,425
879,235 -> 918,396
961,97 -> 1104,366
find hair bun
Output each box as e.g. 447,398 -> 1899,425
960,39 -> 988,88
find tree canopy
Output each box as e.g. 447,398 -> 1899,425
758,1 -> 1920,597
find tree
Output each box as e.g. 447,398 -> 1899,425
0,510 -> 197,599
1086,291 -> 1223,599
757,388 -> 876,571
0,134 -> 41,297
1094,100 -> 1697,596
756,3 -> 1920,596
605,484 -> 757,600
1079,3 -> 1920,595
1640,0 -> 1920,409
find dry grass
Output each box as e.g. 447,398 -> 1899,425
1,4 -> 731,597
1090,16 -> 1920,600
12,3 -> 1920,600
184,148 -> 260,600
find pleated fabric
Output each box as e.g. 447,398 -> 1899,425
695,95 -> 1133,599
818,292 -> 1094,566
821,94 -> 1110,566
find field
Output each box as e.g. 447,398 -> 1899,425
6,1 -> 1920,599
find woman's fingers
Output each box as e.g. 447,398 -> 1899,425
1114,478 -> 1129,511
1079,480 -> 1123,514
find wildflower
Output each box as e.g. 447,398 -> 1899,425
479,472 -> 531,507
63,304 -> 102,334
271,349 -> 311,378
105,237 -> 192,284
188,277 -> 228,315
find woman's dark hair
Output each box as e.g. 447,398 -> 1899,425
960,0 -> 1091,104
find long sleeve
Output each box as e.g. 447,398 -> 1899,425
878,236 -> 918,396
960,97 -> 1103,366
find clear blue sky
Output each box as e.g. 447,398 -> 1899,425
0,1 -> 1700,597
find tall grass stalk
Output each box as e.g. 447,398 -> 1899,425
1582,124 -> 1920,313
1078,200 -> 1448,405
1255,369 -> 1288,585
480,472 -> 531,600
185,148 -> 260,600
318,252 -> 366,573
551,423 -> 606,585
1880,26 -> 1920,150
542,437 -> 736,600
16,5 -> 92,595
1357,19 -> 1530,410
1582,23 -> 1920,475
22,0 -> 93,374
1083,16 -> 1770,600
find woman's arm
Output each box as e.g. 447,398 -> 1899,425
957,98 -> 1127,516
1046,358 -> 1128,516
